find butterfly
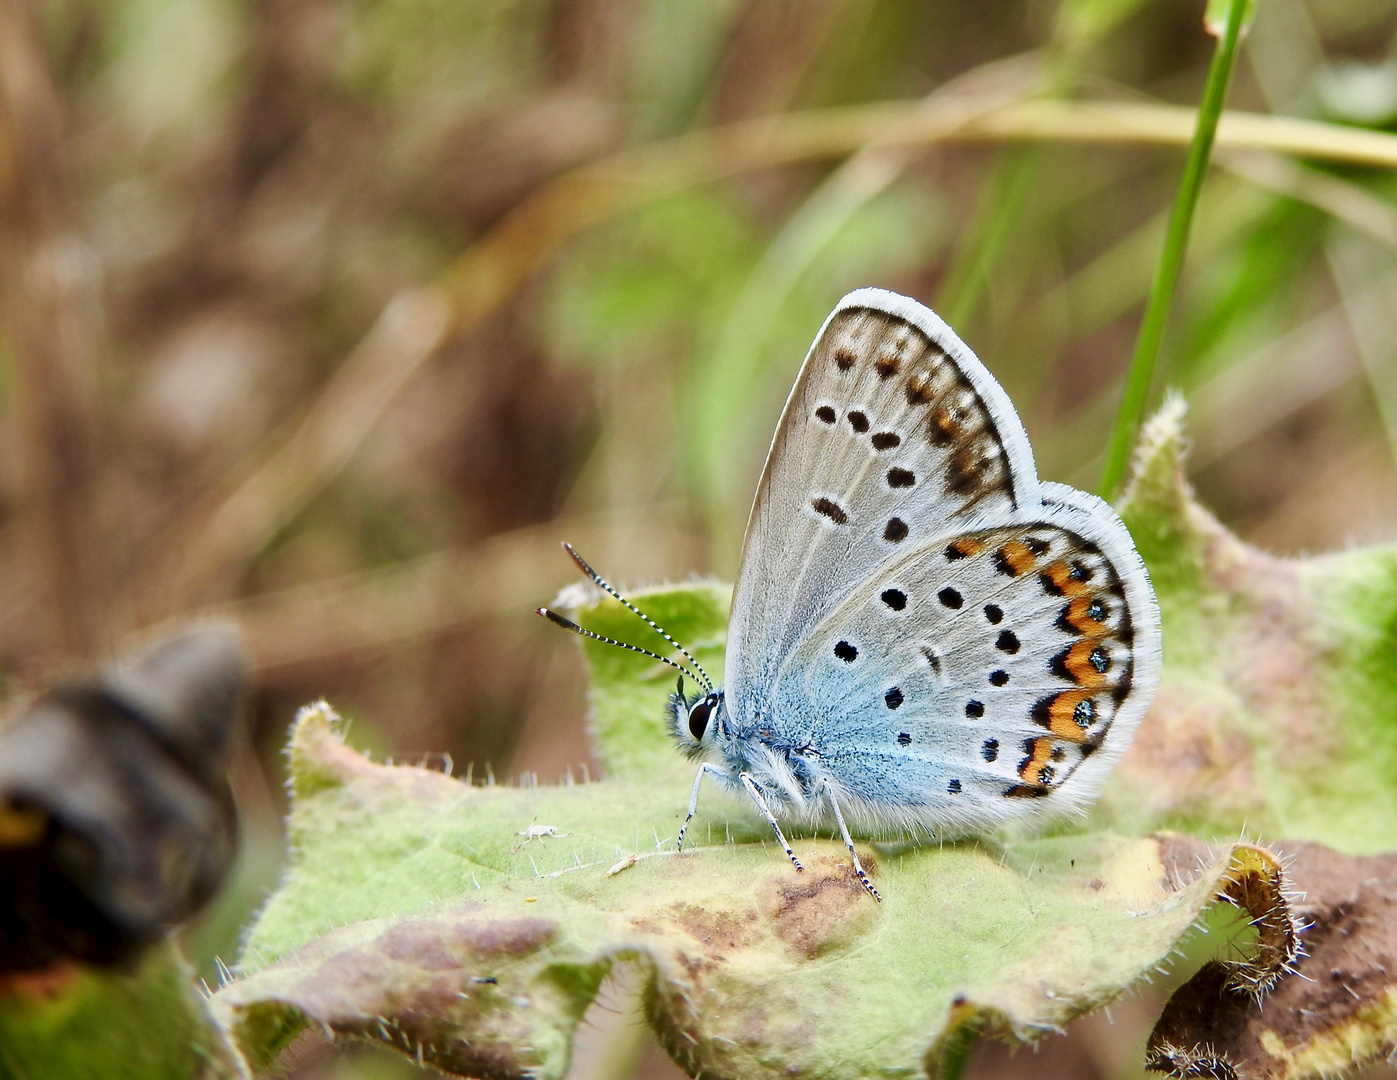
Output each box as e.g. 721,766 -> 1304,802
542,288 -> 1161,901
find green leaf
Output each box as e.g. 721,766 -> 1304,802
216,405 -> 1397,1079
221,704 -> 1266,1080
1108,398 -> 1397,851
0,942 -> 247,1080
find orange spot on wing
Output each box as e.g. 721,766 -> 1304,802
1018,738 -> 1057,786
1041,561 -> 1091,597
1061,640 -> 1110,688
929,405 -> 961,444
1064,594 -> 1108,635
951,538 -> 986,558
997,540 -> 1037,576
1045,691 -> 1095,743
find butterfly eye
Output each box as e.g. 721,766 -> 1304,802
688,697 -> 714,741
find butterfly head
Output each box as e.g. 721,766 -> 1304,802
667,677 -> 725,761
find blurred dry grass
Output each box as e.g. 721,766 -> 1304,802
4,0 -> 1397,1077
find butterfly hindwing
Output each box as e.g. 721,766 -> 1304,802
768,503 -> 1155,832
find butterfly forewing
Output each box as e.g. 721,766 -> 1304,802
729,294 -> 1040,707
725,289 -> 1161,836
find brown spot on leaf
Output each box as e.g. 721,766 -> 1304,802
450,916 -> 556,959
378,924 -> 459,971
1116,684 -> 1262,828
230,910 -> 560,1079
764,855 -> 878,959
660,901 -> 761,959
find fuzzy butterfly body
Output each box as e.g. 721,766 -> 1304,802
547,288 -> 1160,901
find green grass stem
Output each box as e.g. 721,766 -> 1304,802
937,148 -> 1039,330
1097,0 -> 1249,498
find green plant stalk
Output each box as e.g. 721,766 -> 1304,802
938,147 -> 1039,330
1097,0 -> 1248,498
933,1019 -> 983,1080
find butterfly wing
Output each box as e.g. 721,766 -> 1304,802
725,289 -> 1160,834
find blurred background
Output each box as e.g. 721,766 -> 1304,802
2,0 -> 1397,1076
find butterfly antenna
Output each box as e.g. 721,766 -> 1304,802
557,542 -> 714,693
537,608 -> 705,687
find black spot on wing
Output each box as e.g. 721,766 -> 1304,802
811,497 -> 849,525
1112,660 -> 1135,703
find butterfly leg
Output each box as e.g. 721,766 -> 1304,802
821,779 -> 881,902
677,762 -> 728,852
738,772 -> 803,873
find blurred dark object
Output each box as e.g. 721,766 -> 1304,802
0,623 -> 243,972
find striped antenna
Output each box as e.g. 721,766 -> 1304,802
547,543 -> 714,693
537,608 -> 706,688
